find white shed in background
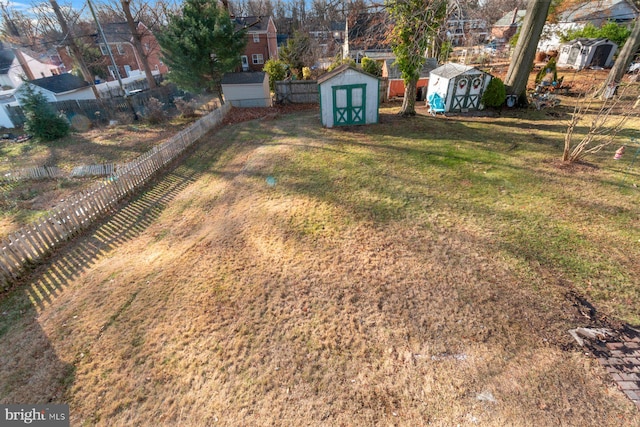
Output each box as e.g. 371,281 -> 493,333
221,72 -> 271,108
426,63 -> 492,113
557,38 -> 617,70
317,64 -> 379,128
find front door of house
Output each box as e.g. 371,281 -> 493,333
333,84 -> 366,126
241,56 -> 249,71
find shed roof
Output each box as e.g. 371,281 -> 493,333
562,37 -> 615,47
385,58 -> 437,80
29,73 -> 89,93
430,63 -> 479,79
221,72 -> 267,85
317,64 -> 378,85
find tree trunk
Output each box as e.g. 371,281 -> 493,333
122,0 -> 157,90
49,0 -> 100,99
400,76 -> 418,116
504,0 -> 551,101
596,17 -> 640,99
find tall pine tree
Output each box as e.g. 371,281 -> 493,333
157,0 -> 246,99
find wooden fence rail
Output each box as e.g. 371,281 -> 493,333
0,103 -> 230,291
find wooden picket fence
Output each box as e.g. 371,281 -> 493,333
0,102 -> 230,291
3,166 -> 64,181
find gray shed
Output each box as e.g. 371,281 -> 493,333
317,64 -> 379,128
426,63 -> 492,113
557,38 -> 618,70
221,72 -> 271,107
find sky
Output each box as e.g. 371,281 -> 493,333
5,0 -> 156,16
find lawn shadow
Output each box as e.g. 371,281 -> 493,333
0,291 -> 75,404
0,130 -> 233,405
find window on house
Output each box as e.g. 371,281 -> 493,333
253,34 -> 260,43
144,43 -> 150,53
117,44 -> 125,55
108,65 -> 117,78
100,44 -> 108,55
252,54 -> 264,64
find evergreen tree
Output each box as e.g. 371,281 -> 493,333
18,84 -> 70,141
157,0 -> 246,99
263,58 -> 287,90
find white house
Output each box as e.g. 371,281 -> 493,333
538,0 -> 639,52
557,38 -> 618,69
0,89 -> 18,128
221,72 -> 271,108
17,73 -> 97,103
317,64 -> 379,128
426,63 -> 492,113
0,48 -> 55,90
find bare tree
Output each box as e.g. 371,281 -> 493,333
563,88 -> 632,163
503,0 -> 551,102
120,0 -> 157,89
48,0 -> 100,98
596,16 -> 640,99
387,0 -> 448,116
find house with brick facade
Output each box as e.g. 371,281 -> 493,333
233,16 -> 278,72
58,21 -> 167,83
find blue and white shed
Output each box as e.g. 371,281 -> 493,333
426,63 -> 492,113
317,64 -> 379,128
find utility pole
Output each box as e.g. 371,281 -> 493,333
48,0 -> 100,99
87,0 -> 138,120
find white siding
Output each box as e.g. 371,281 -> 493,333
54,87 -> 97,101
22,52 -> 54,80
319,69 -> 379,128
221,81 -> 271,108
0,104 -> 15,128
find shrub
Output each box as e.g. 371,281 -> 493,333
174,98 -> 198,118
535,57 -> 557,85
327,57 -> 356,72
263,58 -> 288,90
18,83 -> 70,141
302,66 -> 312,80
144,97 -> 166,124
361,57 -> 382,77
481,77 -> 506,108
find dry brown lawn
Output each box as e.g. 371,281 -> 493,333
1,103 -> 639,426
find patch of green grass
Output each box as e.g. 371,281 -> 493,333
264,108 -> 640,324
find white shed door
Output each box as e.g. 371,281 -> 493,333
333,84 -> 366,126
